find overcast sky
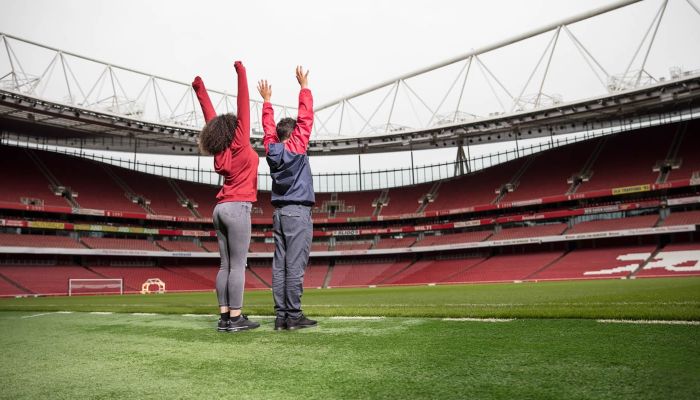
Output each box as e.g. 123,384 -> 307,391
1,0 -> 699,182
3,0 -> 683,106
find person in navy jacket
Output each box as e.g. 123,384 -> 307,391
258,66 -> 317,330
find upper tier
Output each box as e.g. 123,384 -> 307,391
1,120 -> 698,222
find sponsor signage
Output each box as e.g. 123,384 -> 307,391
667,196 -> 700,206
611,184 -> 651,196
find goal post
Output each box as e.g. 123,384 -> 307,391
68,278 -> 124,296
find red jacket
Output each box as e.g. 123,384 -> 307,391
262,88 -> 313,154
193,62 -> 258,204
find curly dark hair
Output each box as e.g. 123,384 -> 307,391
276,117 -> 297,141
198,113 -> 237,155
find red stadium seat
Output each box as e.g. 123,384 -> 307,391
567,215 -> 658,234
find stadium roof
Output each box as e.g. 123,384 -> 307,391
1,0 -> 699,155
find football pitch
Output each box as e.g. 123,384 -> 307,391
1,278 -> 699,399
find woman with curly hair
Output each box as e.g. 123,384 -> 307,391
192,61 -> 259,332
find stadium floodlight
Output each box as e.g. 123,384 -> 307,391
68,278 -> 123,296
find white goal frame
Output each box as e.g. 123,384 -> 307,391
68,278 -> 124,296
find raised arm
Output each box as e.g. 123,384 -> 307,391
258,79 -> 278,153
231,61 -> 250,149
290,66 -> 313,150
192,76 -> 216,123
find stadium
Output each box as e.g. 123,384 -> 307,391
1,0 -> 699,398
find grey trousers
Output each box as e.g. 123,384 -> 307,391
212,201 -> 252,309
272,204 -> 313,319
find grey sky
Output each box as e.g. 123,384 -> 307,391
2,0 -> 670,106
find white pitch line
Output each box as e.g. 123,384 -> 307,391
442,317 -> 515,323
89,312 -> 113,315
131,313 -> 157,316
182,314 -> 217,318
20,311 -> 74,319
597,319 -> 700,326
21,312 -> 54,319
304,301 -> 700,307
328,316 -> 385,320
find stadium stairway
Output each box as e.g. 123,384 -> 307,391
374,259 -> 420,285
654,122 -> 687,184
99,164 -> 153,214
0,271 -> 32,295
628,243 -> 665,279
322,260 -> 335,288
566,137 -> 608,194
416,182 -> 441,213
166,179 -> 201,218
523,249 -> 573,281
493,156 -> 535,204
25,149 -> 79,208
668,125 -> 700,180
246,267 -> 271,288
576,127 -> 673,193
372,190 -> 390,216
440,256 -> 491,284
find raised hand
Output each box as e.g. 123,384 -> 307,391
192,76 -> 204,90
296,66 -> 309,89
257,80 -> 272,103
234,60 -> 244,71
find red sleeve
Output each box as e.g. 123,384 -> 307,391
285,88 -> 313,154
213,150 -> 230,174
262,102 -> 278,153
231,61 -> 250,149
192,76 -> 217,123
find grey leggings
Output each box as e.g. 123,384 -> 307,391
212,201 -> 252,309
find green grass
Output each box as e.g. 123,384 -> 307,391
1,277 -> 699,319
1,312 -> 698,399
1,278 -> 699,399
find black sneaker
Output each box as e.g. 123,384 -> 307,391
217,318 -> 230,332
286,314 -> 317,330
227,315 -> 260,332
274,317 -> 287,331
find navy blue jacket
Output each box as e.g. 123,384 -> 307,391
262,88 -> 315,207
266,143 -> 315,206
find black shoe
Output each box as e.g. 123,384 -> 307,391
217,318 -> 230,332
227,315 -> 260,332
274,317 -> 287,331
286,314 -> 317,330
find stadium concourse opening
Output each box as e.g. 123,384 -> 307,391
0,118 -> 699,297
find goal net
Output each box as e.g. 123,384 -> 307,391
68,279 -> 123,296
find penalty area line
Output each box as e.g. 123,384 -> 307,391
21,311 -> 74,319
442,317 -> 515,323
597,319 -> 700,326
